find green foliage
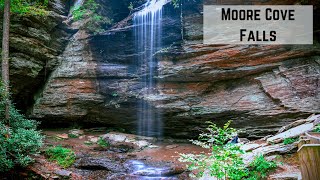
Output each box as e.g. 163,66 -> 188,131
171,0 -> 180,8
84,141 -> 93,146
68,134 -> 78,138
71,0 -> 113,34
45,146 -> 76,168
247,155 -> 277,179
313,124 -> 320,133
0,82 -> 44,172
283,138 -> 298,145
97,137 -> 110,148
180,144 -> 247,179
128,2 -> 134,11
179,121 -> 277,179
192,120 -> 237,148
0,0 -> 49,16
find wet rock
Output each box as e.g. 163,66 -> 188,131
278,115 -> 319,133
102,132 -> 154,149
103,133 -> 127,143
241,143 -> 265,152
243,143 -> 298,164
68,129 -> 84,138
267,123 -> 314,143
239,138 -> 250,144
125,160 -> 185,178
269,173 -> 301,180
56,133 -> 68,139
54,169 -> 72,177
278,119 -> 312,134
265,155 -> 279,162
268,162 -> 302,180
88,136 -> 99,143
75,157 -> 125,172
165,144 -> 179,149
148,145 -> 159,149
310,114 -> 320,125
132,140 -> 150,149
106,144 -> 134,153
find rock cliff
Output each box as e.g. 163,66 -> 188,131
0,0 -> 72,111
3,0 -> 319,138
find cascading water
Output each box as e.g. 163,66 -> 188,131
134,0 -> 169,138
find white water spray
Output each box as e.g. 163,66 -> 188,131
134,0 -> 169,137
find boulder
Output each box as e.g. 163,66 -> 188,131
267,123 -> 314,143
243,143 -> 298,164
54,169 -> 72,177
68,129 -> 84,137
56,133 -> 68,139
75,157 -> 125,172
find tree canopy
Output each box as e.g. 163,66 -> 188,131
0,0 -> 49,15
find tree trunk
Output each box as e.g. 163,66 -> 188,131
2,0 -> 11,120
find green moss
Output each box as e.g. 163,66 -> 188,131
71,0 -> 113,34
68,134 -> 78,138
0,0 -> 49,16
313,124 -> 320,133
97,137 -> 110,148
283,138 -> 299,145
45,146 -> 76,168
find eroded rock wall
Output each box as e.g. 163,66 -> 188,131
0,0 -> 72,111
13,0 -> 320,138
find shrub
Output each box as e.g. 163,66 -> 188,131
180,144 -> 248,179
0,0 -> 49,16
192,120 -> 237,148
0,82 -> 44,172
71,0 -> 113,34
97,137 -> 110,148
45,146 -> 75,168
179,121 -> 277,179
248,155 -> 277,179
283,138 -> 298,145
68,133 -> 78,138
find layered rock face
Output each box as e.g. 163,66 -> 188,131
0,0 -> 72,111
27,0 -> 320,138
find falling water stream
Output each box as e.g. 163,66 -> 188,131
134,0 -> 169,138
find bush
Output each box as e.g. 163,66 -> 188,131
180,144 -> 248,179
247,155 -> 277,179
179,121 -> 277,179
192,120 -> 237,148
45,146 -> 75,168
97,137 -> 110,148
0,82 -> 44,172
0,0 -> 49,16
71,0 -> 113,34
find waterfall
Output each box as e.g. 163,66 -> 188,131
134,0 -> 169,138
